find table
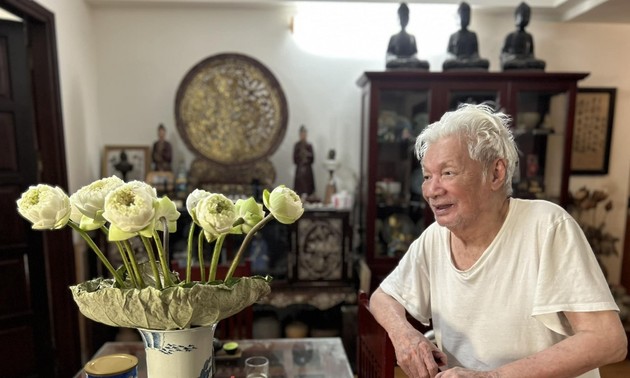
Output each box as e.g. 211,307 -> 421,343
74,337 -> 354,378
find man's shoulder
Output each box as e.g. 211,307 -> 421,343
510,198 -> 570,224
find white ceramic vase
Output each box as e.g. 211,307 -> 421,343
137,324 -> 217,378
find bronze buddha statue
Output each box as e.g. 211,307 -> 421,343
443,2 -> 489,71
386,3 -> 430,70
500,2 -> 546,71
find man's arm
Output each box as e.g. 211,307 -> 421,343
496,310 -> 626,378
370,287 -> 447,378
435,310 -> 627,378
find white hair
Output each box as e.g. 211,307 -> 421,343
414,103 -> 519,196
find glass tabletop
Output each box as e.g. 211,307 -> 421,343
75,337 -> 353,378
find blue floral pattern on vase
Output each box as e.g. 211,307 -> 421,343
137,325 -> 216,378
139,330 -> 198,354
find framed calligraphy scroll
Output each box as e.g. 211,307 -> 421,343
570,88 -> 616,175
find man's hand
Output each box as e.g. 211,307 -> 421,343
394,330 -> 448,378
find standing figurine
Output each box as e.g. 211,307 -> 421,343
152,123 -> 173,171
442,2 -> 489,71
386,3 -> 430,70
500,2 -> 546,71
293,125 -> 315,198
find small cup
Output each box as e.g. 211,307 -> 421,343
244,355 -> 269,378
84,353 -> 138,378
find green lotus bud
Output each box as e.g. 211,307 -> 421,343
263,185 -> 304,224
234,197 -> 265,233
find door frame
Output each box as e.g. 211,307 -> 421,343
0,0 -> 80,376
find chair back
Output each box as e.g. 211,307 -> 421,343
172,260 -> 254,340
356,290 -> 395,378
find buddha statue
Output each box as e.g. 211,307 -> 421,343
500,2 -> 546,71
386,3 -> 430,70
442,2 -> 489,71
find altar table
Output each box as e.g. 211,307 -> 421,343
74,337 -> 354,378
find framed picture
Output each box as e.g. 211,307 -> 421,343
570,88 -> 616,175
102,145 -> 150,181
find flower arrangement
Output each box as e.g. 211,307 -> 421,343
568,186 -> 619,279
16,176 -> 304,330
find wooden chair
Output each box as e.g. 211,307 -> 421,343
357,290 -> 396,378
172,260 -> 254,340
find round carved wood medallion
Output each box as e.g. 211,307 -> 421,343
175,53 -> 288,166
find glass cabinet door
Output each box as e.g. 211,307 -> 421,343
512,90 -> 569,204
373,90 -> 429,259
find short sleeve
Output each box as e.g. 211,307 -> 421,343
532,216 -> 618,335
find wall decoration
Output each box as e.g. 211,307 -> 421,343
570,88 -> 616,175
174,53 -> 288,189
102,145 -> 150,182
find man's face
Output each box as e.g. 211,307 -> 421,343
421,135 -> 491,232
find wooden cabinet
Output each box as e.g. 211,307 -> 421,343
357,71 -> 588,286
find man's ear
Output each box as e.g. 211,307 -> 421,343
491,158 -> 507,191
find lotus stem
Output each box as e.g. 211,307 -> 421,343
208,233 -> 226,282
185,222 -> 195,283
114,239 -> 137,288
197,230 -> 205,282
141,236 -> 163,290
161,217 -> 170,263
99,225 -> 137,287
68,221 -> 126,288
123,239 -> 145,288
153,228 -> 174,287
225,213 -> 274,280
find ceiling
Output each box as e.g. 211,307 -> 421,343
87,0 -> 630,23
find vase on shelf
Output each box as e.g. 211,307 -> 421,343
138,324 -> 217,378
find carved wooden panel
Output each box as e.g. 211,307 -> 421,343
291,210 -> 352,282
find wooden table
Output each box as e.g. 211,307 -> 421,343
75,337 -> 354,378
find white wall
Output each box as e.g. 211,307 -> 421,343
37,1 -> 630,283
90,3 -> 371,196
37,0 -> 99,193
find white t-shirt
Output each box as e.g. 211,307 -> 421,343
380,198 -> 618,377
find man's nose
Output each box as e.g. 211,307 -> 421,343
423,177 -> 443,198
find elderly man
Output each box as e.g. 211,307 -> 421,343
370,104 -> 626,377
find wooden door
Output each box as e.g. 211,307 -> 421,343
0,19 -> 56,377
0,0 -> 82,372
